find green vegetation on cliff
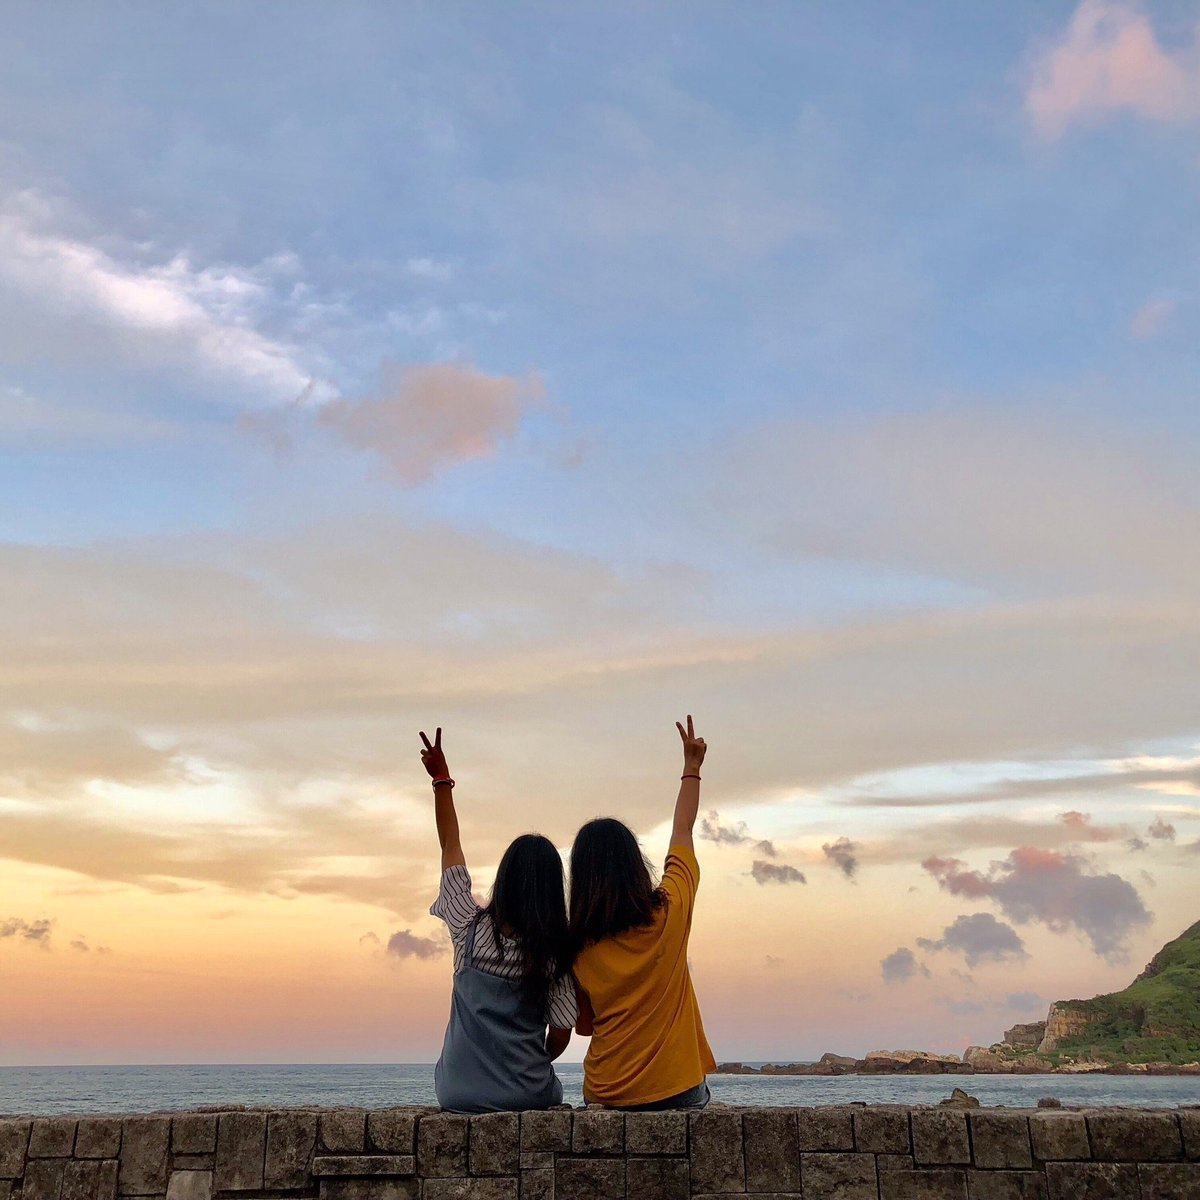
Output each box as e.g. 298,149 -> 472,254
1051,919 -> 1200,1064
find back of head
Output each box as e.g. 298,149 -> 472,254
569,817 -> 663,949
488,833 -> 572,1006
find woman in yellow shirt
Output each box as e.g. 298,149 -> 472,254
569,714 -> 716,1109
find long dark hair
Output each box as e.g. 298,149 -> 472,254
483,833 -> 572,1011
569,817 -> 665,948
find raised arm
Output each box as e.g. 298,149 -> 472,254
669,714 -> 707,851
420,727 -> 466,870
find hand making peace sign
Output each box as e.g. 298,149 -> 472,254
419,726 -> 450,780
676,714 -> 706,773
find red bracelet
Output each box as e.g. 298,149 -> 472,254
431,777 -> 455,789
681,773 -> 701,781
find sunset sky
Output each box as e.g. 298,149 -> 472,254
2,1 -> 1199,1066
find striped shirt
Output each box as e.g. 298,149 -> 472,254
430,865 -> 578,1030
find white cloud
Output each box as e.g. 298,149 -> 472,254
1129,296 -> 1176,339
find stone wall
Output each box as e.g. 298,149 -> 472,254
1,1104 -> 1198,1199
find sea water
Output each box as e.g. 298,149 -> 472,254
2,1063 -> 1199,1115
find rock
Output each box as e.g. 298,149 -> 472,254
1036,1097 -> 1063,1108
1037,1002 -> 1100,1053
714,1061 -> 756,1074
865,1049 -> 961,1065
819,1052 -> 858,1072
963,1047 -> 1014,1073
938,1088 -> 981,1108
1003,1021 -> 1047,1048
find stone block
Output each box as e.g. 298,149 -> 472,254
423,1181 -> 518,1200
855,1107 -> 911,1155
1086,1111 -> 1181,1161
165,1160 -> 210,1174
418,1116 -> 467,1178
61,1160 -> 118,1200
318,1180 -> 418,1200
800,1151 -> 877,1198
75,1120 -> 122,1160
170,1117 -> 216,1157
879,1154 -> 916,1171
118,1118 -> 169,1195
553,1157 -> 623,1200
625,1157 -> 687,1200
1137,1162 -> 1200,1200
24,1159 -> 67,1200
1178,1109 -> 1199,1160
964,1170 -> 1046,1200
879,1168 -> 968,1199
911,1109 -> 971,1165
213,1113 -> 265,1193
470,1114 -> 519,1175
743,1110 -> 799,1192
1029,1113 -> 1089,1162
518,1112 -> 570,1154
517,1168 -> 552,1200
0,1179 -> 9,1200
969,1112 -> 1032,1170
688,1108 -> 743,1193
0,1120 -> 31,1178
1045,1161 -> 1139,1199
29,1119 -> 77,1158
569,1110 -> 622,1155
163,1172 -> 211,1200
312,1156 -> 415,1177
264,1111 -> 317,1190
519,1154 -> 552,1171
366,1111 -> 418,1156
319,1112 -> 366,1154
796,1106 -> 855,1152
624,1111 -> 686,1156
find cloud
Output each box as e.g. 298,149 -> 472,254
358,932 -> 382,947
699,810 -> 753,847
1058,810 -> 1119,842
750,861 -> 806,886
916,912 -> 1028,968
0,917 -> 54,947
1126,836 -> 1149,852
69,939 -> 89,953
821,836 -> 859,879
923,847 -> 1152,961
881,947 -> 928,984
1025,1 -> 1200,139
1006,991 -> 1045,1010
386,929 -> 445,960
1147,816 -> 1176,841
1130,297 -> 1176,340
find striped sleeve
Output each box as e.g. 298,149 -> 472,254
429,865 -> 480,936
546,971 -> 579,1030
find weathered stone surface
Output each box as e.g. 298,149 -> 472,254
318,1180 -> 418,1200
744,1109 -> 799,1191
24,1159 -> 67,1200
800,1151 -> 877,1199
625,1157 -> 687,1200
312,1157 -> 415,1177
516,1168 -> 552,1200
624,1111 -> 686,1155
166,1159 -> 211,1173
970,1112 -> 1032,1170
470,1113 -> 519,1175
1029,1113 -> 1090,1162
518,1112 -> 570,1154
553,1158 -> 623,1200
319,1112 -> 366,1154
61,1159 -> 118,1200
29,1118 -> 77,1158
797,1106 -> 855,1152
264,1111 -> 317,1190
688,1108 -> 743,1193
569,1110 -> 622,1155
519,1153 -> 552,1171
366,1110 -> 419,1156
0,1120 -> 31,1178
417,1116 -> 467,1178
171,1116 -> 216,1157
1178,1109 -> 1199,1160
163,1171 -> 211,1200
74,1120 -> 121,1160
1045,1161 -> 1138,1199
911,1109 -> 971,1165
965,1170 -> 1046,1199
118,1117 -> 169,1195
878,1154 -> 916,1171
880,1168 -> 968,1199
422,1181 -> 517,1200
1137,1162 -> 1200,1200
1086,1111 -> 1181,1161
854,1107 -> 911,1154
213,1112 -> 266,1193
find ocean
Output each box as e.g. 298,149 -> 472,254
2,1063 -> 1199,1115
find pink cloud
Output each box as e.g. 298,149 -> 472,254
1129,297 -> 1176,340
1026,1 -> 1200,139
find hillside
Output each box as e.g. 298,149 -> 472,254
1036,919 -> 1200,1065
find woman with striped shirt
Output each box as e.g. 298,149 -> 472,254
420,727 -> 577,1112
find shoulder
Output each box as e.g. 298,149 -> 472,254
664,844 -> 700,888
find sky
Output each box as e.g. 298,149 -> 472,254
1,0 -> 1199,1066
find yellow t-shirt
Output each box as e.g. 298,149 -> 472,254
574,844 -> 716,1106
